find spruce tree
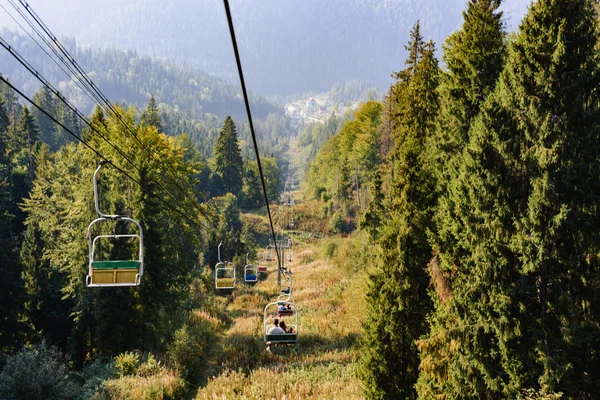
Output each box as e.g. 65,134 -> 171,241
0,98 -> 25,351
0,97 -> 8,132
32,87 -> 57,150
432,0 -> 506,179
140,95 -> 163,131
418,0 -> 600,397
214,116 -> 243,196
359,23 -> 439,399
359,170 -> 384,242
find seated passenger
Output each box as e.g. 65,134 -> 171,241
279,320 -> 294,333
267,319 -> 286,335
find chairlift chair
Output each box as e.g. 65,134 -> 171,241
281,268 -> 292,295
244,253 -> 258,283
215,242 -> 235,289
264,300 -> 298,345
86,162 -> 143,287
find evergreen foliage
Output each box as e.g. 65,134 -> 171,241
418,0 -> 600,397
140,95 -> 163,131
214,117 -> 243,197
359,22 -> 440,400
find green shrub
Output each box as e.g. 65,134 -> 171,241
0,341 -> 79,400
167,316 -> 217,384
115,352 -> 140,377
327,211 -> 345,234
78,360 -> 117,400
137,354 -> 162,378
324,241 -> 338,258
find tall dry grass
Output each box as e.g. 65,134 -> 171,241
195,235 -> 369,399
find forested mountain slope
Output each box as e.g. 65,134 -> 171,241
0,30 -> 278,120
0,0 -> 530,95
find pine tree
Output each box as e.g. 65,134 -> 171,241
242,160 -> 262,208
32,87 -> 58,150
432,0 -> 506,180
0,97 -> 9,133
140,95 -> 163,131
214,116 -> 243,196
9,106 -> 40,180
0,74 -> 20,120
359,171 -> 384,242
417,0 -> 600,397
359,24 -> 439,399
0,97 -> 25,351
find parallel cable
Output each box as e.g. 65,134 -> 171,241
222,0 -> 280,268
0,74 -> 212,237
5,1 -> 110,113
13,0 -> 217,226
0,36 -> 216,236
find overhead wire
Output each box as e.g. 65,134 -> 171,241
222,0 -> 281,268
11,0 -> 219,227
0,3 -> 104,110
0,34 -> 216,236
0,74 -> 214,238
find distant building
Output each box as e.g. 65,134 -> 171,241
306,97 -> 317,106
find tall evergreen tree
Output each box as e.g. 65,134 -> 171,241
0,97 -> 9,133
0,98 -> 25,352
32,87 -> 58,150
9,106 -> 40,180
242,160 -> 262,208
214,116 -> 243,196
418,0 -> 600,397
0,74 -> 20,120
432,0 -> 506,180
140,95 -> 163,131
359,170 -> 384,243
359,23 -> 440,399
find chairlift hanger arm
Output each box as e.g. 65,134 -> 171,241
93,162 -> 121,219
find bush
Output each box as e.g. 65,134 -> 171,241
167,316 -> 217,384
0,341 -> 79,400
327,211 -> 345,234
78,360 -> 117,400
137,354 -> 163,378
324,241 -> 338,258
115,352 -> 140,377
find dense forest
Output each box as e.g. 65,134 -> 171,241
305,0 -> 600,398
0,0 -> 528,95
1,0 -> 600,399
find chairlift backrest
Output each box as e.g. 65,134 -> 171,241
86,163 -> 144,287
215,242 -> 235,289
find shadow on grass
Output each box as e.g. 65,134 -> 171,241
213,330 -> 360,378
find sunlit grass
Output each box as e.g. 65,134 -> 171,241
195,235 -> 367,399
97,370 -> 186,400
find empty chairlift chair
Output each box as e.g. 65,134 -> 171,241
87,162 -> 143,287
264,300 -> 298,345
244,253 -> 258,283
258,263 -> 268,273
280,268 -> 292,295
215,242 -> 235,290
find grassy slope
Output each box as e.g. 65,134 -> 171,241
194,235 -> 369,399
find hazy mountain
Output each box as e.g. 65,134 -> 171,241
0,0 -> 530,96
0,30 -> 278,120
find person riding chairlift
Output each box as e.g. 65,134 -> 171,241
266,318 -> 286,352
